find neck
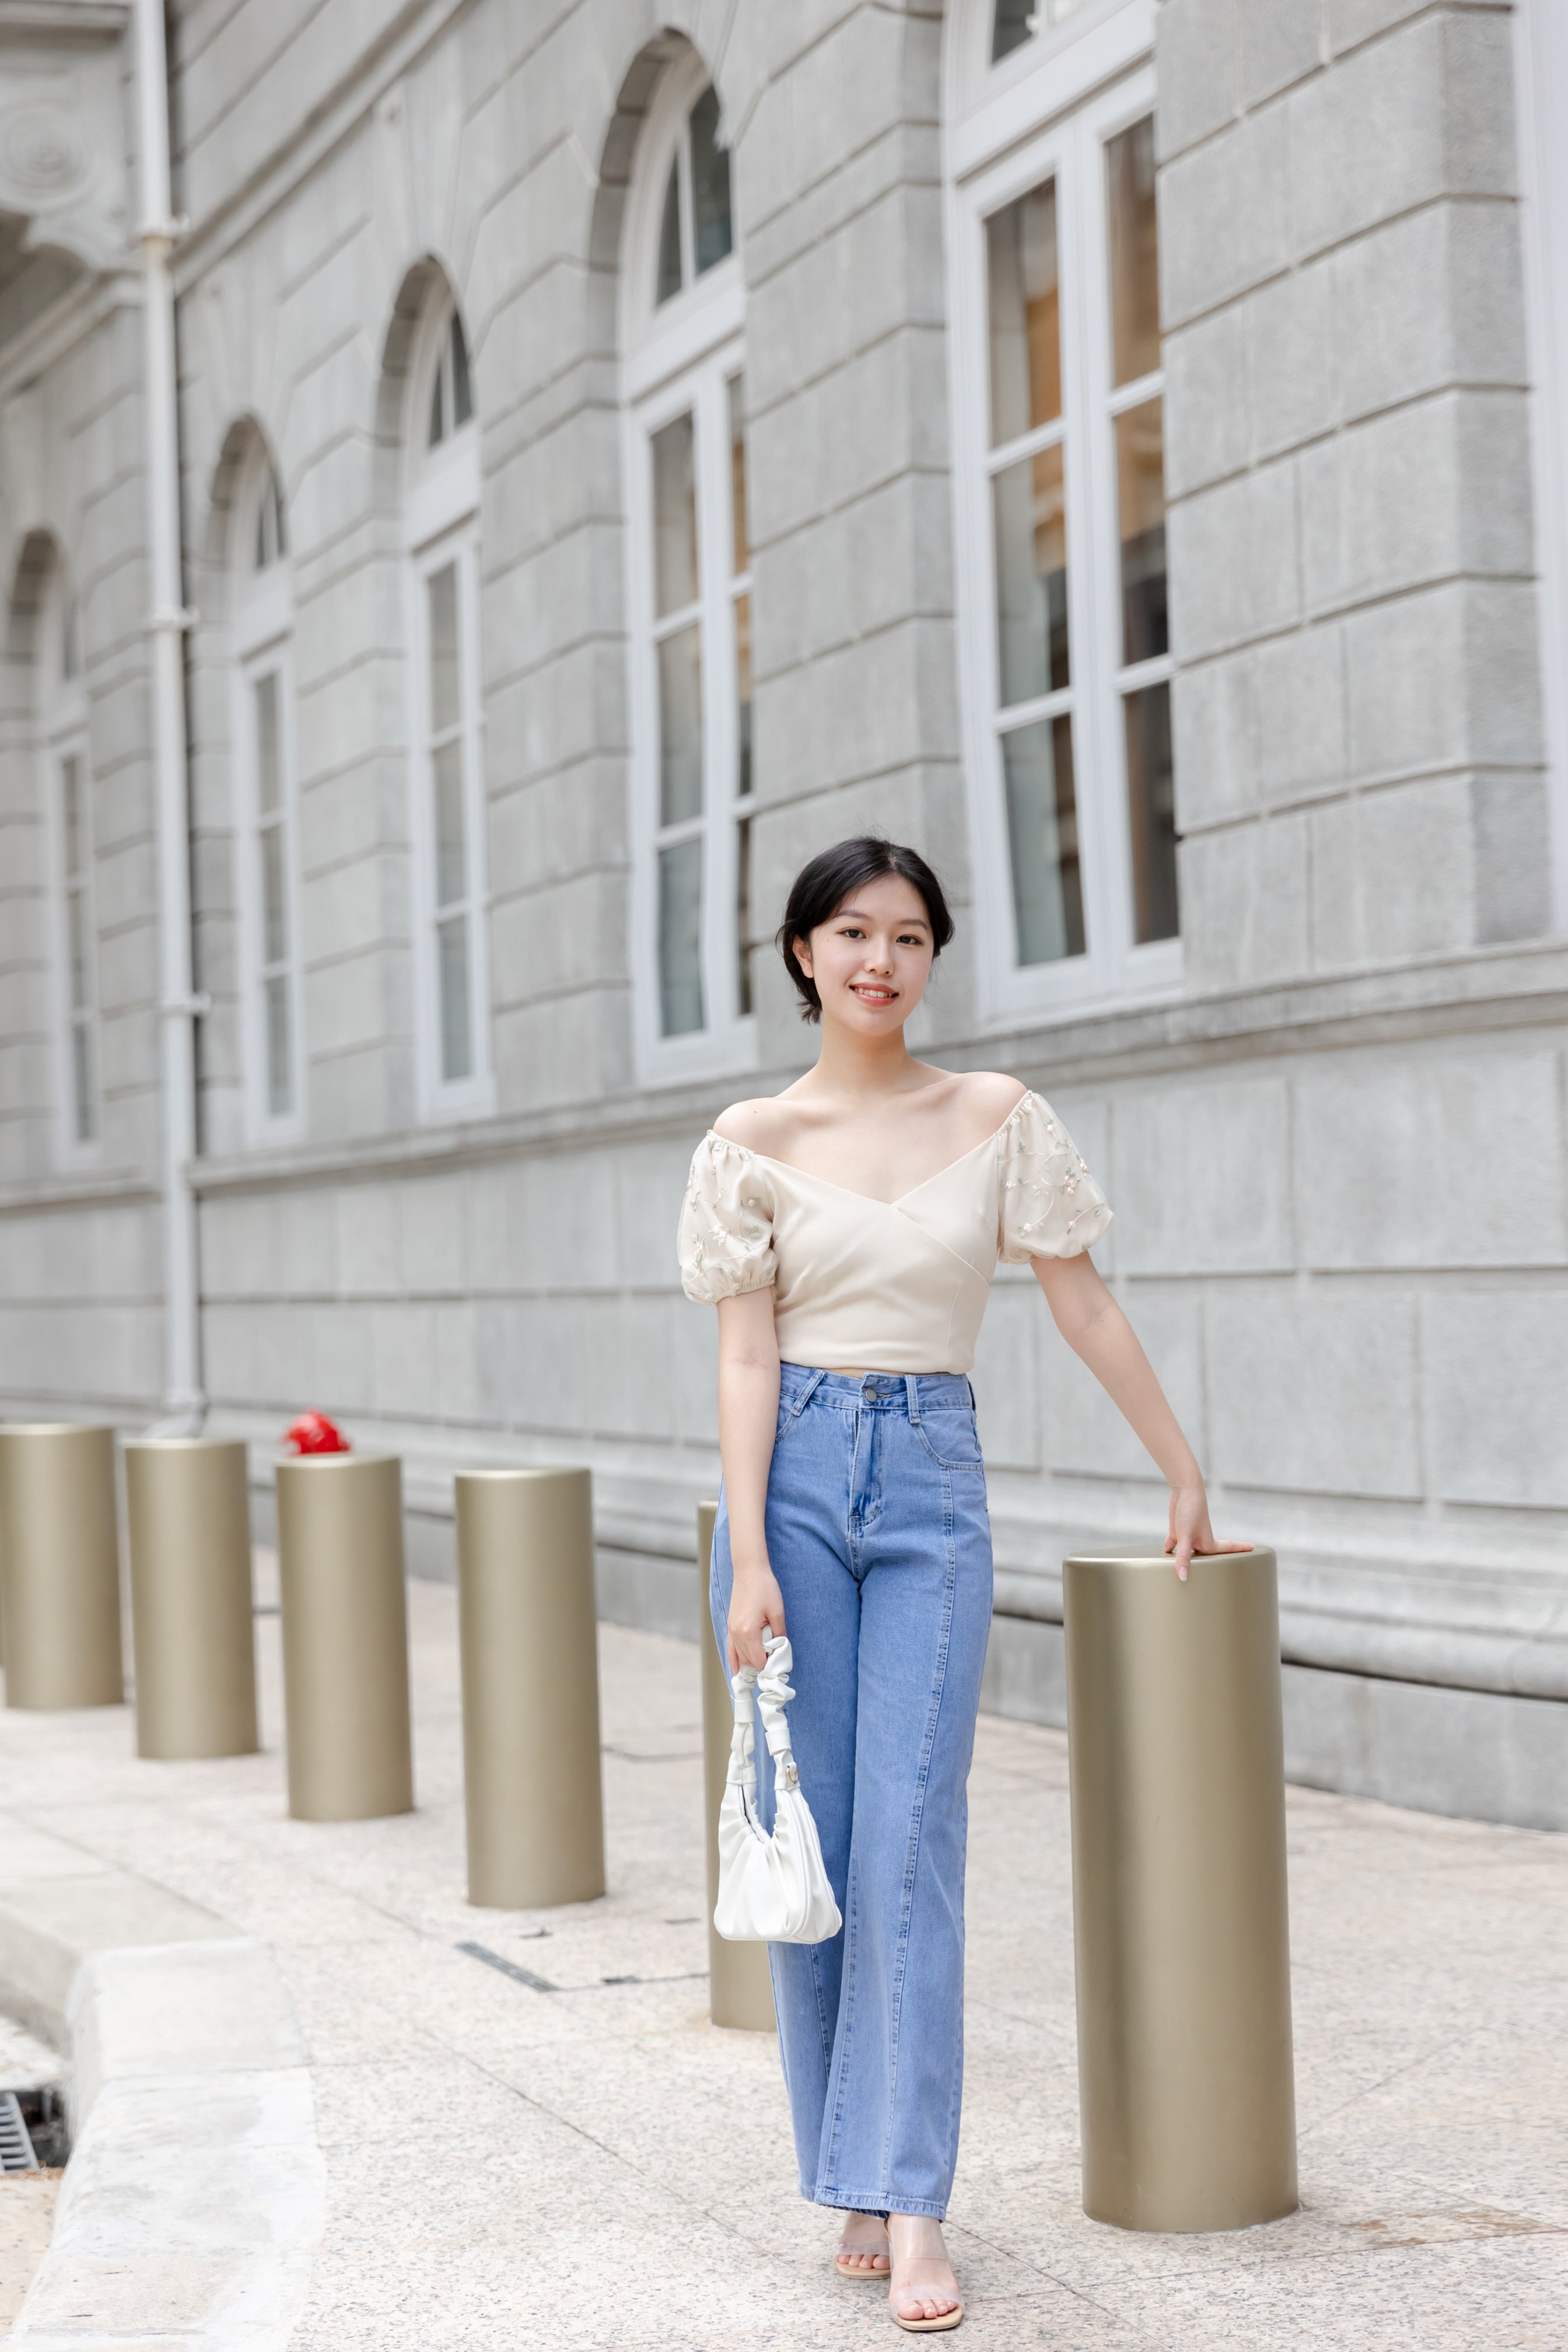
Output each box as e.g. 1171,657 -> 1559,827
806,1013 -> 920,1101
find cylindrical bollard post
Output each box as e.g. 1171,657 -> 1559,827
124,1438 -> 258,1759
1063,1545 -> 1297,2232
0,1424 -> 123,1709
455,1467 -> 605,1908
276,1452 -> 413,1822
698,1499 -> 775,2032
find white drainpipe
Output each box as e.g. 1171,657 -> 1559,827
134,0 -> 205,1426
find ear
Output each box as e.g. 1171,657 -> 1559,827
792,935 -> 814,979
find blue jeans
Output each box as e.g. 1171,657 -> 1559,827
709,1364 -> 994,2220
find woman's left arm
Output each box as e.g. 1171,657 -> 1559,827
1031,1251 -> 1251,1580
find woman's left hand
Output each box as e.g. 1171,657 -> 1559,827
1166,1482 -> 1253,1582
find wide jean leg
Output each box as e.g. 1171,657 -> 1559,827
709,1366 -> 993,2221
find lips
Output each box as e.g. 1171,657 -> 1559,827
851,985 -> 896,1003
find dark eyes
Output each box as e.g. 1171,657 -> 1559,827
837,926 -> 925,945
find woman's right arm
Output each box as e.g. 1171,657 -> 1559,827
715,1286 -> 785,1672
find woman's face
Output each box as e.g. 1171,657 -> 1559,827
794,872 -> 935,1037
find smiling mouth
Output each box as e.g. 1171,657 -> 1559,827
851,984 -> 897,1003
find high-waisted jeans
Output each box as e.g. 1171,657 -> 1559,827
709,1363 -> 994,2220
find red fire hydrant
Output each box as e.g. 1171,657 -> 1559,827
284,1411 -> 351,1455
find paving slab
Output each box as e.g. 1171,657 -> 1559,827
0,1573 -> 1564,2348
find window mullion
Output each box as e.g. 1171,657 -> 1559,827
1063,110 -> 1120,985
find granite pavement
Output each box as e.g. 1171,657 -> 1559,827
1,1562 -> 1564,2350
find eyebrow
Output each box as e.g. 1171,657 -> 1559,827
834,905 -> 930,930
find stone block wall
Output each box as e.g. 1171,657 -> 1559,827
0,0 -> 1563,1825
1160,0 -> 1550,982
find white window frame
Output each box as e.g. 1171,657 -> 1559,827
1513,0 -> 1568,936
231,444 -> 306,1146
621,47 -> 754,1086
946,0 -> 1181,1028
42,572 -> 99,1166
402,292 -> 493,1122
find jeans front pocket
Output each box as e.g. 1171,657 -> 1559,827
913,1402 -> 984,1471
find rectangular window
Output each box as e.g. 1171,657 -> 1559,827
58,748 -> 97,1146
638,362 -> 755,1057
417,545 -> 487,1093
959,78 -> 1178,1012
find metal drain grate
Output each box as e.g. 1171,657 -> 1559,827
0,2090 -> 38,2172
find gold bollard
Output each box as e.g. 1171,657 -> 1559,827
0,1424 -> 123,1709
455,1467 -> 605,1908
124,1438 -> 258,1759
698,1499 -> 775,2032
276,1452 -> 413,1822
1063,1546 -> 1297,2232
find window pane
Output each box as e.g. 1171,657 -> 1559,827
1002,715 -> 1084,965
988,180 -> 1060,445
254,671 -> 281,813
67,884 -> 90,1009
657,836 -> 705,1036
433,739 -> 467,909
427,563 -> 460,733
1125,682 -> 1179,944
658,622 -> 704,825
657,158 -> 683,303
736,812 -> 754,1018
992,445 -> 1069,706
991,0 -> 1033,60
261,822 -> 288,965
265,974 -> 292,1116
61,754 -> 83,875
450,313 -> 473,426
652,414 -> 698,617
734,592 -> 752,800
62,596 -> 79,680
1108,116 -> 1160,388
690,85 -> 733,276
729,376 -> 749,576
71,1021 -> 94,1143
428,359 -> 446,448
438,914 -> 473,1080
1116,397 -> 1168,663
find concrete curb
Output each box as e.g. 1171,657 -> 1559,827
0,1814 -> 326,2351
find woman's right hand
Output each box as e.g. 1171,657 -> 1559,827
727,1560 -> 786,1673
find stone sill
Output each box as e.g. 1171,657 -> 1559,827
190,934 -> 1568,1198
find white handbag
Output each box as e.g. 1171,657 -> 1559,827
714,1632 -> 842,1945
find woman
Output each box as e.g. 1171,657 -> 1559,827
678,838 -> 1248,2333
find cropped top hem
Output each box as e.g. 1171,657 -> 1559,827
677,1090 -> 1112,1379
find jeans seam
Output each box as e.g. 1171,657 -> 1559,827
819,1856 -> 860,2194
878,1462 -> 958,2197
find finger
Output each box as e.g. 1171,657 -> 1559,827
1173,1539 -> 1192,1582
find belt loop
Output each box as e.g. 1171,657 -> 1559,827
967,1377 -> 977,1412
904,1373 -> 921,1424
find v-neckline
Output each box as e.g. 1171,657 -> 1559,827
708,1096 -> 1030,1210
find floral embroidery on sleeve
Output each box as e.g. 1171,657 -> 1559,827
677,1133 -> 778,1303
998,1093 -> 1112,1262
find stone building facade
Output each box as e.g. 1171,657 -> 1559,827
2,0 -> 1566,1826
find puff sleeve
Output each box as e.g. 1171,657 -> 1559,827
678,1133 -> 778,1304
998,1091 -> 1113,1263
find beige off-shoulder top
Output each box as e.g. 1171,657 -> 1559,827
677,1090 -> 1111,1376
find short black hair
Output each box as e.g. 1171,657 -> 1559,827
776,836 -> 955,1023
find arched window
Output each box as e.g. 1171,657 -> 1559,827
947,0 -> 1178,1023
404,287 -> 490,1115
231,439 -> 303,1138
41,564 -> 97,1154
623,51 -> 752,1074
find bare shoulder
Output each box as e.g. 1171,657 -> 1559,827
710,1096 -> 804,1155
944,1069 -> 1030,1129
